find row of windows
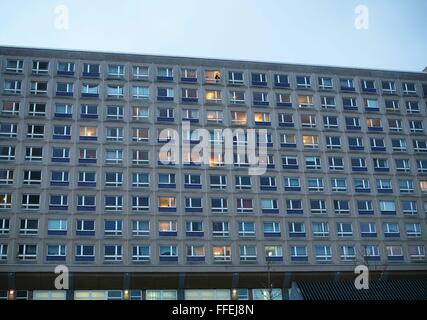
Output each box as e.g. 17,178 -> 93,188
0,289 -> 280,301
0,242 -> 424,264
3,80 -> 427,114
2,167 -> 427,193
3,58 -> 426,94
0,113 -> 424,139
1,193 -> 426,215
2,144 -> 427,174
1,217 -> 424,239
3,97 -> 427,119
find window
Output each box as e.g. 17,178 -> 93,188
401,201 -> 417,215
0,218 -> 10,235
409,245 -> 426,261
320,96 -> 336,109
80,105 -> 98,121
186,221 -> 203,235
76,220 -> 95,236
346,117 -> 361,130
213,246 -> 231,262
159,245 -> 177,260
239,245 -> 257,262
132,196 -> 149,211
32,60 -> 49,74
105,149 -> 123,164
47,245 -> 66,261
55,104 -> 72,118
47,219 -> 67,235
131,172 -> 148,188
3,80 -> 22,94
104,220 -> 123,236
0,194 -> 12,209
79,126 -> 97,140
106,105 -> 123,120
132,86 -> 149,99
132,150 -> 149,165
326,136 -> 341,150
30,81 -> 48,95
25,146 -> 42,161
0,244 -> 7,260
133,245 -> 150,262
331,178 -> 347,192
380,201 -> 396,216
340,246 -> 356,261
133,66 -> 149,79
399,179 -> 414,193
28,103 -> 46,116
0,169 -> 13,185
406,101 -> 420,114
132,106 -> 149,120
159,197 -> 176,209
210,175 -> 226,189
386,246 -> 403,260
6,59 -> 24,73
402,82 -> 416,95
323,115 -> 338,129
20,219 -> 39,235
310,199 -> 326,214
204,70 -> 221,84
261,199 -> 278,213
365,98 -> 379,111
357,200 -> 373,215
337,223 -> 353,237
252,73 -> 267,86
307,178 -> 324,192
51,171 -> 69,185
182,109 -> 199,122
2,101 -> 20,115
391,139 -> 406,152
17,244 -> 37,261
328,157 -> 344,171
253,92 -> 269,105
263,221 -> 280,236
315,246 -> 332,262
106,127 -> 124,141
23,170 -> 41,185
56,82 -> 73,96
105,196 -> 123,211
0,124 -> 17,137
105,172 -> 123,187
79,148 -> 97,163
58,61 -> 75,74
77,195 -> 96,210
420,180 -> 427,192
395,159 -> 410,172
238,221 -> 255,237
296,75 -> 311,88
237,198 -> 253,213
409,120 -> 424,133
305,156 -> 321,170
302,135 -> 319,148
286,199 -> 303,214
284,177 -> 301,191
373,158 -> 389,172
360,223 -> 377,237
361,79 -> 376,92
235,176 -> 252,190
367,118 -> 382,131
159,220 -> 177,236
132,220 -> 150,237
354,178 -> 370,192
104,245 -> 122,261
288,222 -> 305,237
298,95 -> 314,108
376,179 -> 392,193
107,85 -> 124,98
385,100 -> 400,113
21,194 -> 40,209
206,110 -> 223,124
301,114 -> 316,128
290,246 -> 308,262
185,197 -> 202,211
27,124 -> 44,138
53,125 -> 71,140
413,140 -> 427,152
318,77 -> 333,89
312,223 -> 329,237
334,200 -> 350,214
340,79 -> 355,90
382,81 -> 396,94
383,223 -> 400,237
276,93 -> 291,107
108,64 -> 125,77
83,63 -> 99,76
213,222 -> 229,237
274,74 -> 289,87
205,90 -> 221,103
228,71 -> 244,84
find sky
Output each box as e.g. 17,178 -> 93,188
0,0 -> 426,72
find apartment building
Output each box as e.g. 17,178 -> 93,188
0,46 -> 426,300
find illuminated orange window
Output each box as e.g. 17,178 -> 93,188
213,246 -> 231,261
79,126 -> 97,137
159,221 -> 176,232
231,111 -> 247,124
298,95 -> 313,107
254,112 -> 270,123
303,135 -> 319,147
209,153 -> 224,167
205,90 -> 221,102
159,197 -> 176,208
205,70 -> 221,83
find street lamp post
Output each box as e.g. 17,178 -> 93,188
267,251 -> 272,299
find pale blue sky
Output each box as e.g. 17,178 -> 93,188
0,0 -> 426,71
